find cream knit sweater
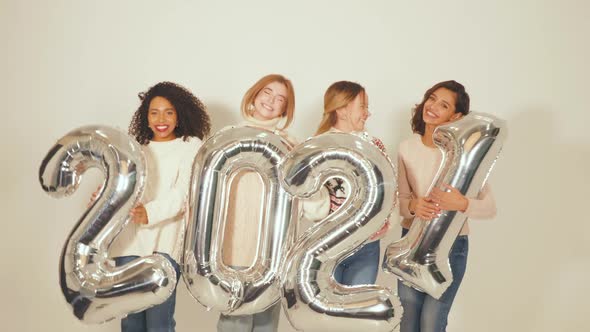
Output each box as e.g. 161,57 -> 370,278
221,116 -> 330,267
110,137 -> 202,263
397,134 -> 496,235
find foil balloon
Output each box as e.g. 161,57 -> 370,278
383,112 -> 507,299
39,125 -> 177,323
183,126 -> 295,315
279,132 -> 402,332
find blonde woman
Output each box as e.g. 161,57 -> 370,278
218,74 -> 329,332
315,81 -> 390,286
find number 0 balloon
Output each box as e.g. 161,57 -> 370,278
183,126 -> 295,315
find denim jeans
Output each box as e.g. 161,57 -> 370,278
217,302 -> 281,332
114,252 -> 181,332
217,265 -> 281,332
333,240 -> 380,285
397,228 -> 469,332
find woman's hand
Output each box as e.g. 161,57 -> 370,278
410,197 -> 441,220
87,185 -> 103,208
370,220 -> 390,240
429,184 -> 469,212
130,204 -> 148,225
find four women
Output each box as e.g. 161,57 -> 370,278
103,76 -> 496,332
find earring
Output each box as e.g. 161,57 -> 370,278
248,103 -> 255,112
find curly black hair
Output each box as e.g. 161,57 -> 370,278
129,81 -> 211,144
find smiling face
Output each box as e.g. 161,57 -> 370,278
335,92 -> 370,132
422,87 -> 459,126
348,92 -> 370,132
147,96 -> 177,142
251,81 -> 288,121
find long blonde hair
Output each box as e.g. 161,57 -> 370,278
315,81 -> 365,135
241,74 -> 295,129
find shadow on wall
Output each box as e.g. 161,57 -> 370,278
457,108 -> 590,332
206,101 -> 241,135
390,105 -> 414,150
295,97 -> 323,139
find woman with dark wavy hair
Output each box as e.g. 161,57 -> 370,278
129,81 -> 211,144
110,81 -> 211,332
397,80 -> 496,332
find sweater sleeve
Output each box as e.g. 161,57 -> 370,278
284,132 -> 331,222
144,140 -> 199,226
397,151 -> 415,219
300,185 -> 331,223
366,136 -> 393,239
372,137 -> 387,153
464,184 -> 496,219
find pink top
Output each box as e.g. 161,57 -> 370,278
397,134 -> 496,235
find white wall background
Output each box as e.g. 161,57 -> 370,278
1,0 -> 589,331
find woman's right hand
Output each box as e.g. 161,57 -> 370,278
87,185 -> 103,208
410,197 -> 441,220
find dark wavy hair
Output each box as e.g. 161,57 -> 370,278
411,80 -> 470,135
129,81 -> 211,144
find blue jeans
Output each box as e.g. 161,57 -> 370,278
217,302 -> 281,332
397,228 -> 469,332
333,240 -> 380,285
217,266 -> 281,332
114,253 -> 181,332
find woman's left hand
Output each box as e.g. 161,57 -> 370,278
130,204 -> 148,224
370,220 -> 390,240
429,184 -> 469,212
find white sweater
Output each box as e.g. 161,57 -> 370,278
110,137 -> 202,263
397,134 -> 496,235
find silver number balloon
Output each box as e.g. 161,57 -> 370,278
183,126 -> 295,315
279,132 -> 402,332
39,126 -> 177,323
383,112 -> 507,299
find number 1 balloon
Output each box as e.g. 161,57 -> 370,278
39,126 -> 177,323
383,112 -> 507,299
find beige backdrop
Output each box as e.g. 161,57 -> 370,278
1,0 -> 589,331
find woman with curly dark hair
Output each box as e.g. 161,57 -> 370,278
129,81 -> 211,144
109,81 -> 211,332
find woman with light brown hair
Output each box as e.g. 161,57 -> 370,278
315,80 -> 390,286
218,74 -> 329,332
240,74 -> 296,133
